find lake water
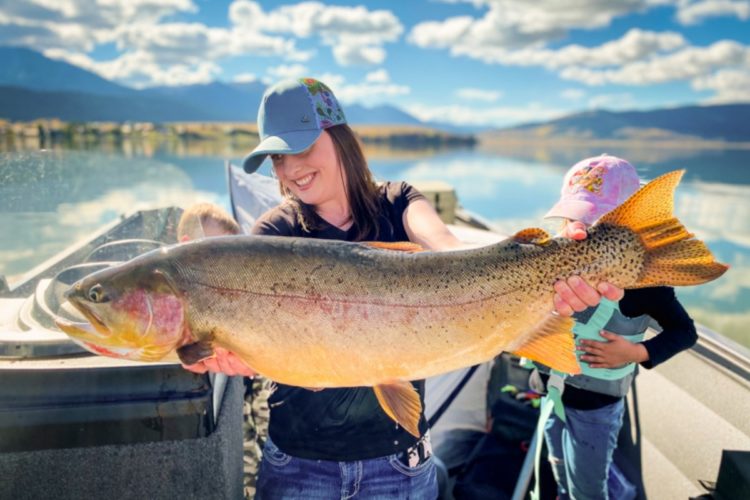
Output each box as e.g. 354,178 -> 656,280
1,141 -> 748,349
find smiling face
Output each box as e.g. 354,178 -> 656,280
271,130 -> 347,210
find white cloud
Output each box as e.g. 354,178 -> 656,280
233,72 -> 258,83
0,0 -> 198,51
113,20 -> 298,66
365,69 -> 390,83
410,1 -> 648,52
561,88 -> 586,100
43,48 -> 221,87
409,5 -> 750,103
266,64 -> 309,80
692,69 -> 750,102
456,88 -> 503,102
332,44 -> 385,65
415,28 -> 686,70
246,70 -> 406,105
256,1 -> 402,42
334,81 -> 410,104
230,0 -> 402,66
0,0 -> 305,87
535,29 -> 685,69
408,16 -> 474,49
675,0 -> 750,25
405,102 -> 566,127
676,181 -> 750,248
587,92 -> 636,109
559,40 -> 750,86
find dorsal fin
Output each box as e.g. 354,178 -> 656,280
363,241 -> 425,253
513,228 -> 552,245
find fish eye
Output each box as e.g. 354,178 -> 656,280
87,284 -> 109,303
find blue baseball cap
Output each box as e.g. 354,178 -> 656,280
242,77 -> 347,173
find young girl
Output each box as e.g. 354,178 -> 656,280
184,78 -> 623,499
538,155 -> 698,500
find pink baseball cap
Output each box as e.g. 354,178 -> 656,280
544,155 -> 641,225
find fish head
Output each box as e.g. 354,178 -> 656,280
56,260 -> 187,362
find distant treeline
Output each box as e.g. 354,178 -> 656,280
1,120 -> 477,151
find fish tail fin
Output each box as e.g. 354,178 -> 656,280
513,314 -> 580,375
373,381 -> 422,438
598,170 -> 729,287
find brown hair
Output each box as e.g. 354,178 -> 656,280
177,203 -> 241,240
280,124 -> 382,241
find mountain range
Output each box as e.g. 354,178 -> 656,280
1,46 -> 749,142
488,104 -> 750,143
0,46 -> 425,126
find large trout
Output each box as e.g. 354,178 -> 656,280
57,171 -> 727,436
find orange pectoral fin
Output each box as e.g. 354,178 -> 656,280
373,381 -> 423,438
512,314 -> 580,375
362,241 -> 425,253
512,228 -> 553,245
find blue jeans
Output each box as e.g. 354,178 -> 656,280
256,438 -> 438,500
544,399 -> 625,500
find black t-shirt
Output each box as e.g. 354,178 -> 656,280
250,181 -> 428,460
542,286 -> 697,410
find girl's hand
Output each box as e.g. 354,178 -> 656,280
553,220 -> 624,316
578,331 -> 649,368
182,346 -> 257,377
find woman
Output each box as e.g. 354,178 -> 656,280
186,77 -> 621,499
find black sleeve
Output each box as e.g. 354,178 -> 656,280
385,181 -> 427,216
619,287 -> 697,369
401,182 -> 427,204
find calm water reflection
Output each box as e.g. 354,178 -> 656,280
1,143 -> 748,348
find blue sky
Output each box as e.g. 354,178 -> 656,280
2,0 -> 750,126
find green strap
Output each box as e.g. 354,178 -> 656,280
546,370 -> 566,422
573,298 -> 644,380
530,370 -> 566,500
530,396 -> 555,500
572,297 -> 619,341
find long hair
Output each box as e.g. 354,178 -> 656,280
280,124 -> 381,241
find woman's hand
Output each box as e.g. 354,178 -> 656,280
182,346 -> 257,377
553,220 -> 624,316
578,331 -> 649,368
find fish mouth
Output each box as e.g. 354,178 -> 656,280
56,298 -> 111,339
55,316 -> 103,339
